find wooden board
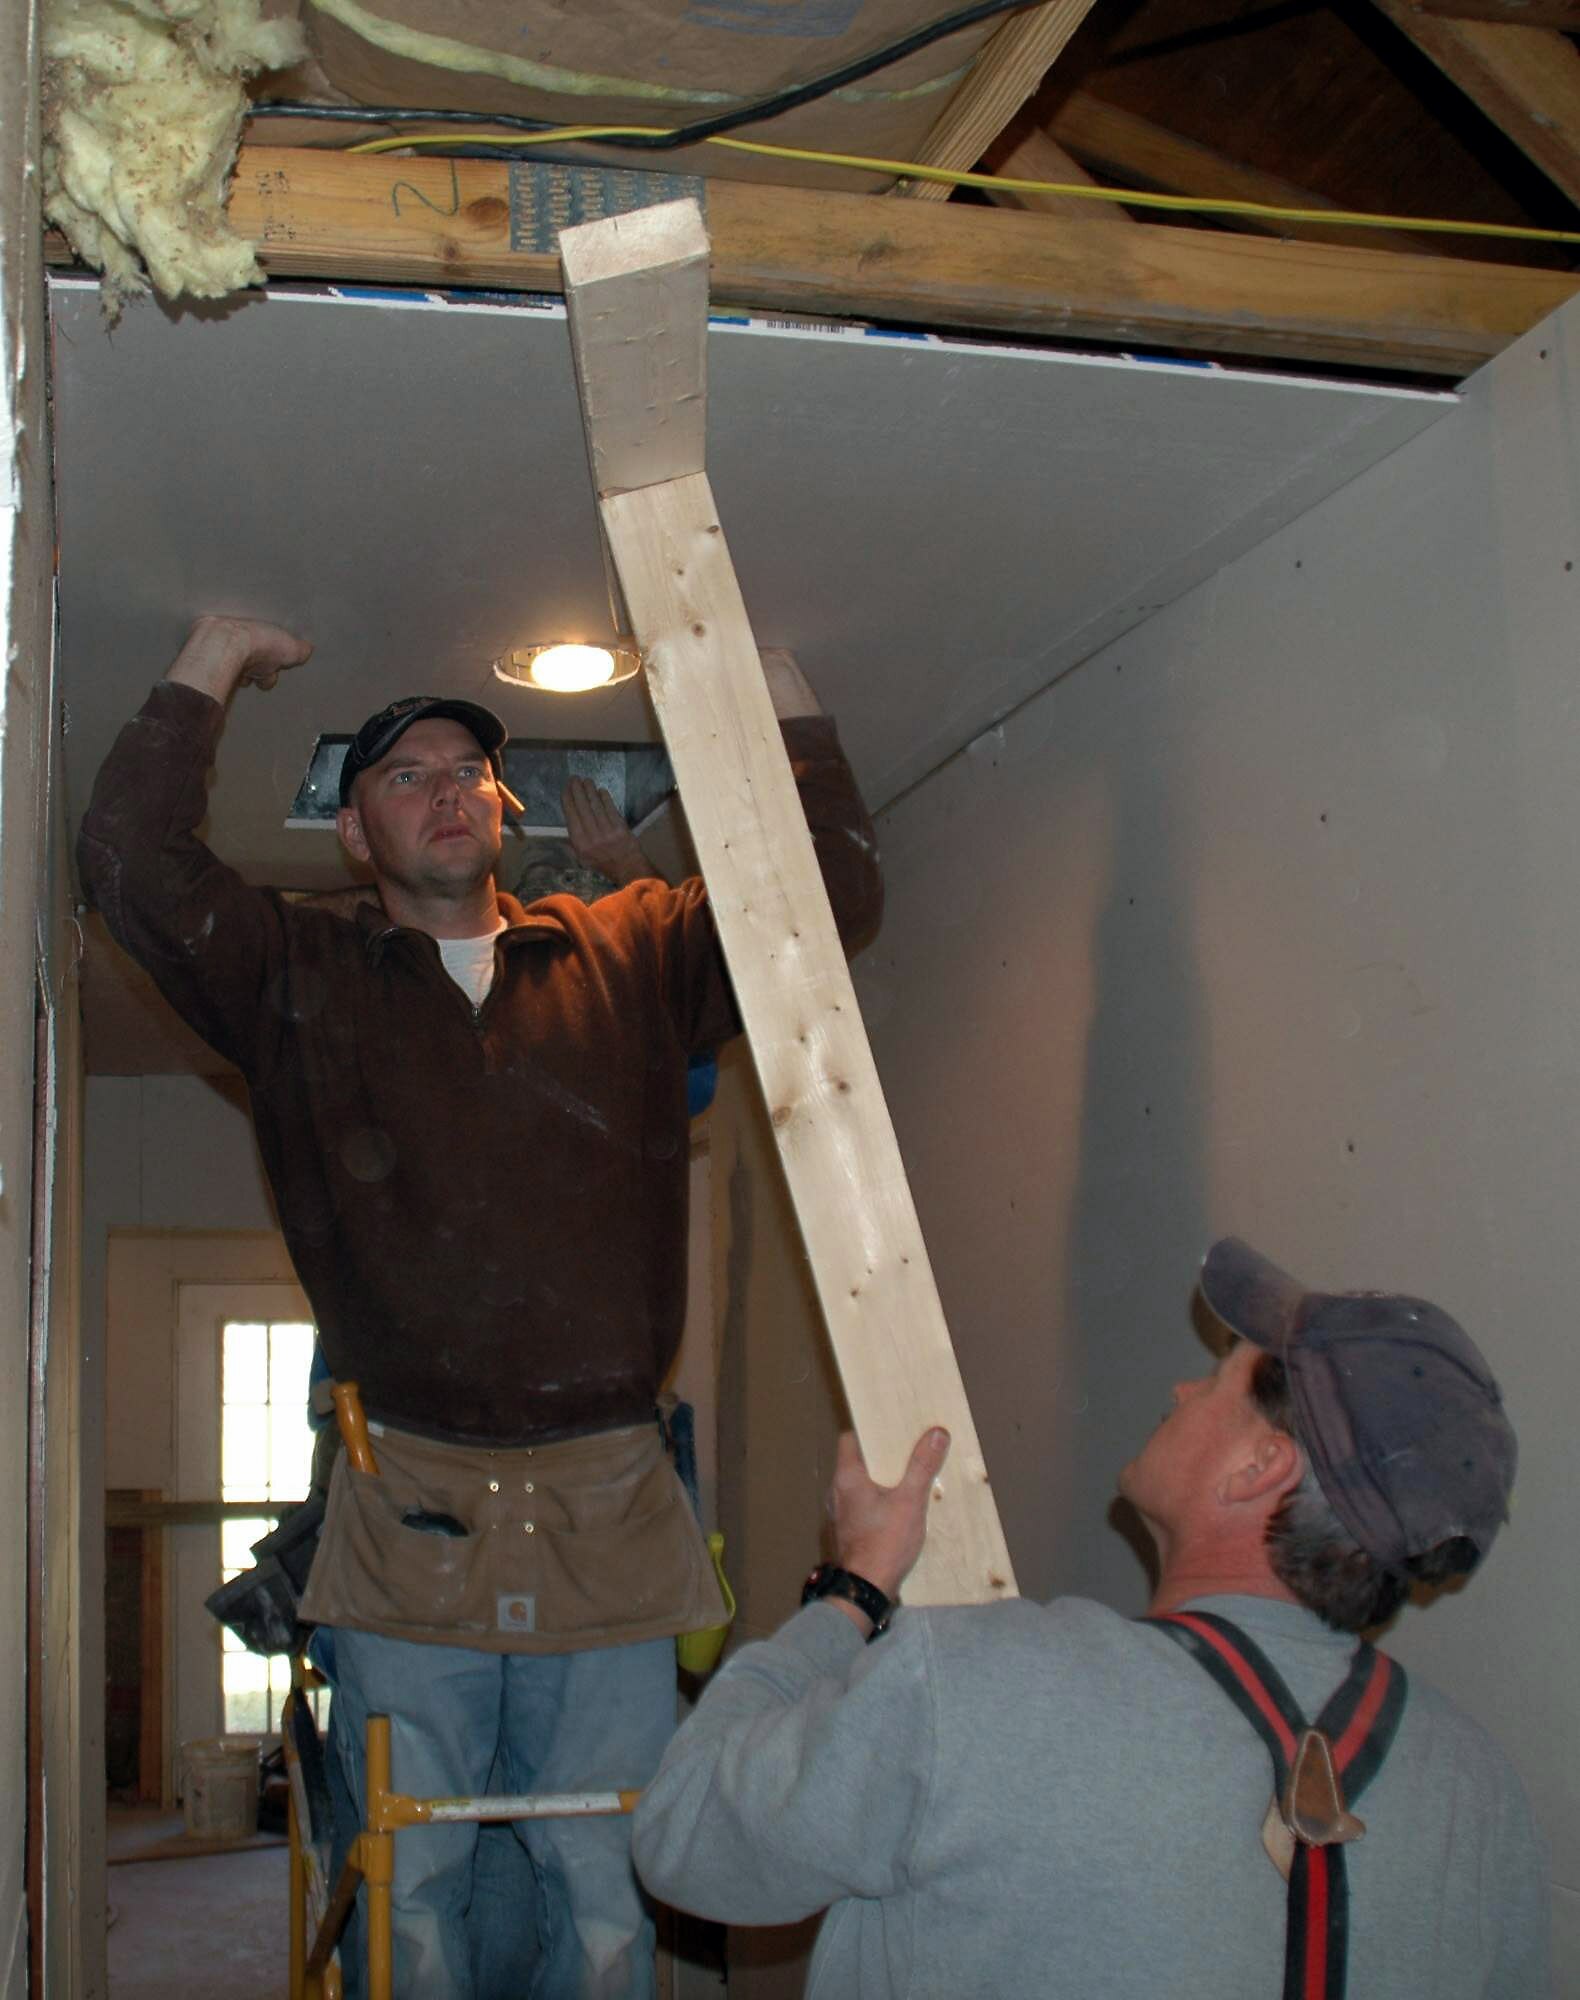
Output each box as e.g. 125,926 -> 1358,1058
556,200 -> 709,498
1048,93 -> 1428,256
601,473 -> 1014,1607
1372,2 -> 1580,206
102,146 -> 1579,379
895,0 -> 1099,202
980,117 -> 1134,225
561,200 -> 1015,1605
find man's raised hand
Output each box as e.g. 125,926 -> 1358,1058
166,615 -> 312,705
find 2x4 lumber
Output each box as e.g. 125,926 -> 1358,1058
560,201 -> 1015,1607
65,145 -> 1575,378
894,0 -> 1100,201
1371,1 -> 1580,206
556,202 -> 708,497
980,116 -> 1135,225
602,476 -> 1016,1609
1048,92 -> 1427,255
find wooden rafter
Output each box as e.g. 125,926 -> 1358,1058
894,0 -> 1099,201
1372,1 -> 1580,207
49,147 -> 1577,378
979,114 -> 1136,225
1048,91 -> 1427,255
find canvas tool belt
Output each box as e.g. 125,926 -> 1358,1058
1148,1611 -> 1407,2000
299,1417 -> 726,1654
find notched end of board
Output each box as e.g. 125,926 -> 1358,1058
558,198 -> 711,289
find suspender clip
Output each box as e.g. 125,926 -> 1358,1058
1281,1728 -> 1367,1848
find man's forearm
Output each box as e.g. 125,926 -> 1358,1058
77,677 -> 293,1075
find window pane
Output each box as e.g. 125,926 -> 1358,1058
225,1685 -> 269,1737
222,1406 -> 270,1500
270,1323 -> 316,1409
268,1400 -> 313,1499
223,1643 -> 270,1741
222,1515 -> 268,1574
223,1323 -> 270,1406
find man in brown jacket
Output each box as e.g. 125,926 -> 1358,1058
79,614 -> 882,1998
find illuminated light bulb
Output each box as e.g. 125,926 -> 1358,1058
494,644 -> 642,694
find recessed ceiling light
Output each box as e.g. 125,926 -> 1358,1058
495,643 -> 642,694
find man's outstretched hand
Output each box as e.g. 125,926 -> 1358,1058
562,777 -> 655,887
165,616 -> 312,705
825,1427 -> 951,1633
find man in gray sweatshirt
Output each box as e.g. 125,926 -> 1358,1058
632,1237 -> 1549,1997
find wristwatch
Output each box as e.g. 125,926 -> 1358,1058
801,1561 -> 895,1640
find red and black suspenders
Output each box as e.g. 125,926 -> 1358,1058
1147,1610 -> 1408,2000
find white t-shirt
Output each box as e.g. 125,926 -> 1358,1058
436,920 -> 507,1009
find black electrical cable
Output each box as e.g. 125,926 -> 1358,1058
249,103 -> 558,133
249,0 -> 1041,152
617,0 -> 1039,149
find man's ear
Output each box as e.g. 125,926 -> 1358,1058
337,804 -> 370,865
1219,1430 -> 1303,1509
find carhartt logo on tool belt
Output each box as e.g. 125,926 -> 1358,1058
498,1594 -> 536,1632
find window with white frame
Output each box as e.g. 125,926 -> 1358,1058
219,1317 -> 324,1735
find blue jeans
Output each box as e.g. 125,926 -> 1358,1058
329,1628 -> 675,1998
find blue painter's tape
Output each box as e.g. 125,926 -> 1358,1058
1123,351 -> 1220,370
329,284 -> 437,303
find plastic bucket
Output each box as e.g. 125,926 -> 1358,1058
180,1735 -> 260,1840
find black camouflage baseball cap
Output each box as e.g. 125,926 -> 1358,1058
1200,1236 -> 1516,1571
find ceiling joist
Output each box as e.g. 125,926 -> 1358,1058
1372,0 -> 1580,206
47,145 -> 1575,376
115,145 -> 1578,379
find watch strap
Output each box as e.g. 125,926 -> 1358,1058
801,1561 -> 894,1638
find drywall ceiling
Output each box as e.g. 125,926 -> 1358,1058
52,275 -> 1456,898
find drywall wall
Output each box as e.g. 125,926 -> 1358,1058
858,298 -> 1580,1982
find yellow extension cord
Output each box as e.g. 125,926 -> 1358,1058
344,124 -> 1580,250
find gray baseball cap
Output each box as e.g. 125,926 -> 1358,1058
1199,1237 -> 1516,1571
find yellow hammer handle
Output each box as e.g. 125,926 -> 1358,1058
331,1381 -> 380,1476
